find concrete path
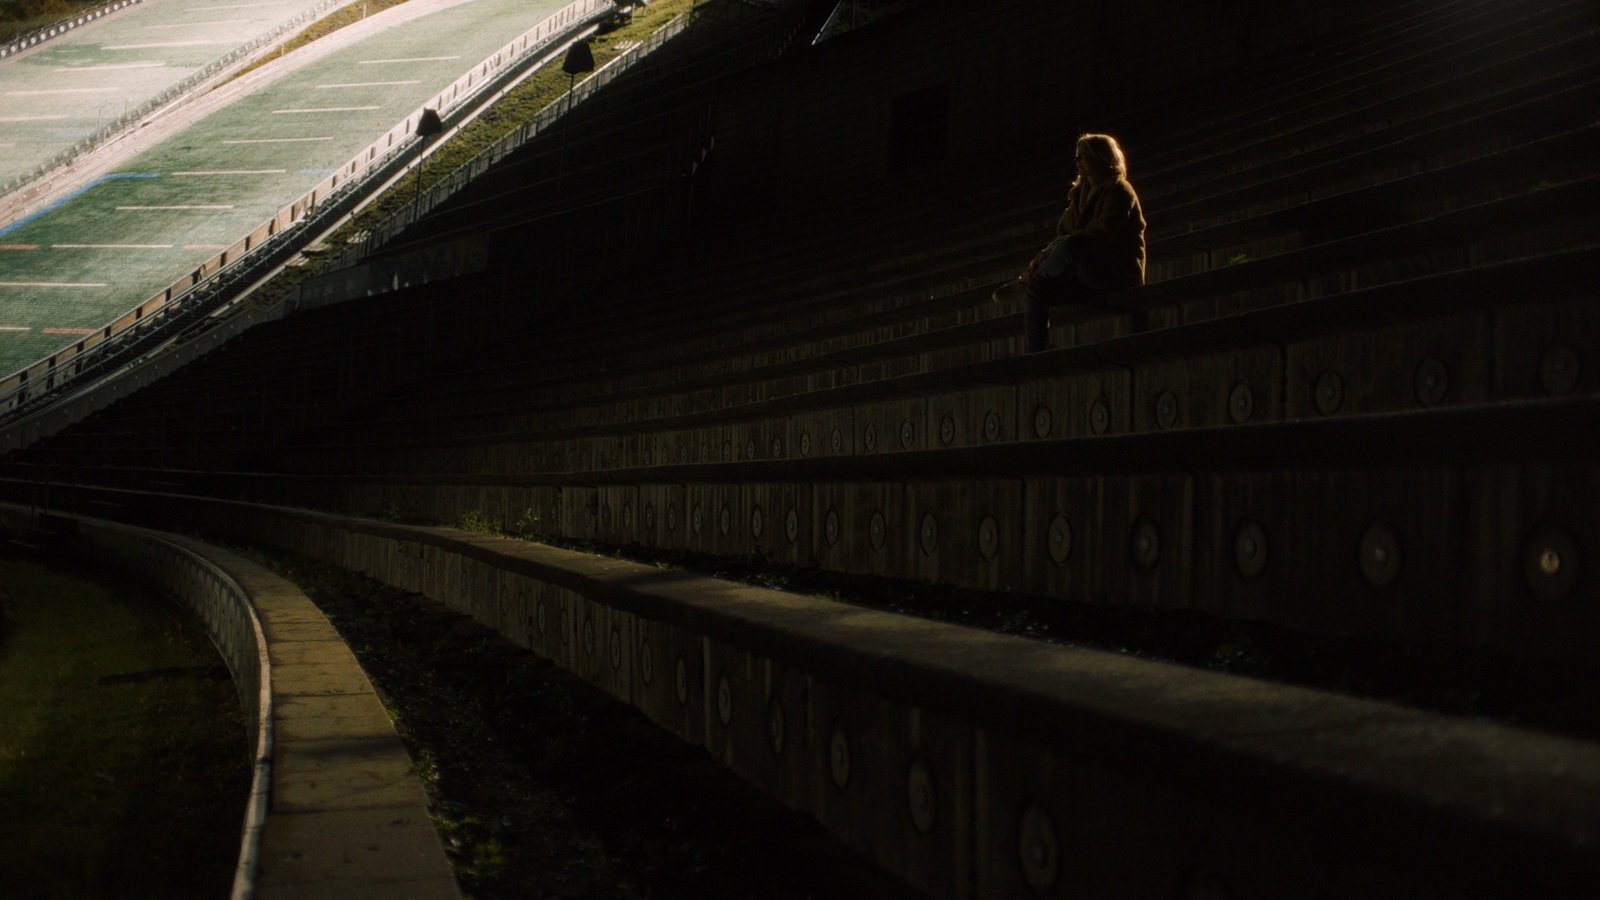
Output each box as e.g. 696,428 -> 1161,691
160,532 -> 462,899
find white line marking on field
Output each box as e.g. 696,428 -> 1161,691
116,205 -> 234,210
56,62 -> 165,71
0,115 -> 70,122
272,106 -> 380,114
102,41 -> 224,50
317,81 -> 421,88
222,136 -> 332,144
52,243 -> 175,249
5,88 -> 119,96
171,169 -> 286,175
0,282 -> 107,288
360,56 -> 460,64
0,326 -> 31,331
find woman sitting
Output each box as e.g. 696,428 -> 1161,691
993,133 -> 1146,353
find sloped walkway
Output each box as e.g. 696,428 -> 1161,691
162,535 -> 461,898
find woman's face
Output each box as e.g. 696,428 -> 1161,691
1076,145 -> 1106,182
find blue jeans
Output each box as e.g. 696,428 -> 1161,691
1023,236 -> 1110,353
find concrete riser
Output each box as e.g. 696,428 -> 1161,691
26,490 -> 1583,898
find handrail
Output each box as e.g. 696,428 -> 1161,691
0,0 -> 143,60
0,0 -> 344,201
360,9 -> 691,254
344,0 -> 818,264
0,0 -> 615,422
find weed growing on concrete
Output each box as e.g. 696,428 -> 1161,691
232,546 -> 919,899
456,509 -> 501,536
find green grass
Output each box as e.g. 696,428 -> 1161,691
0,0 -> 101,44
244,0 -> 700,307
0,552 -> 250,900
325,0 -> 699,246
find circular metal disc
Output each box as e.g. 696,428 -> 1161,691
1359,523 -> 1401,589
1413,358 -> 1449,407
1314,369 -> 1344,416
1132,519 -> 1161,572
1090,397 -> 1111,435
1048,515 -> 1073,566
830,723 -> 851,789
1155,390 -> 1179,429
768,699 -> 785,755
1235,519 -> 1268,580
1018,804 -> 1059,894
1523,526 -> 1579,600
1228,382 -> 1254,424
978,515 -> 999,560
907,758 -> 936,834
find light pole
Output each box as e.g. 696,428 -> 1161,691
557,40 -> 594,192
413,107 -> 443,207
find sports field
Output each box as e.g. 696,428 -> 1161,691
0,0 -> 335,185
0,0 -> 572,377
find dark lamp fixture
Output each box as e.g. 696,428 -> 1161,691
563,41 -> 595,75
415,107 -> 443,138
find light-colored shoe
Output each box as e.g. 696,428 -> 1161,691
991,278 -> 1026,304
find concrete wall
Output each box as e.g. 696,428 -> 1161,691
710,0 -> 1392,204
15,487 -> 1594,898
0,503 -> 460,898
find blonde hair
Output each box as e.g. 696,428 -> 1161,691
1073,133 -> 1128,187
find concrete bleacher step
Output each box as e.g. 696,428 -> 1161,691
356,21 -> 1593,413
286,151 -> 1600,453
66,385 -> 1597,667
12,0 -> 1587,474
1133,0 -> 1599,186
265,239 -> 1599,491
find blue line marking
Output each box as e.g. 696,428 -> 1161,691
0,172 -> 162,239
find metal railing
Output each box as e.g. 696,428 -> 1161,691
0,0 -> 615,422
1,0 -> 342,200
0,0 -> 143,60
353,0 -> 816,258
359,9 -> 691,254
